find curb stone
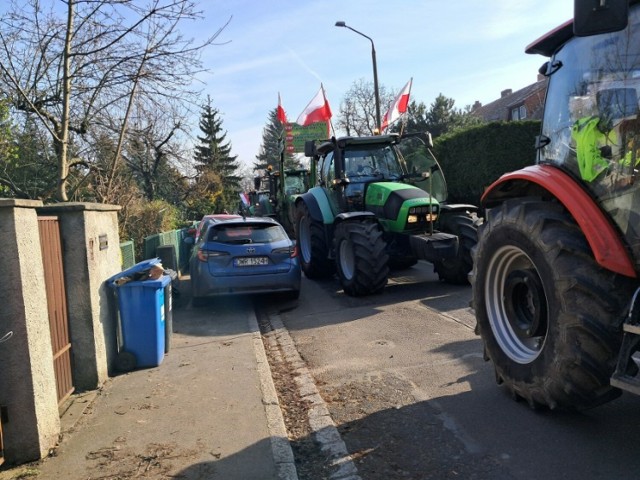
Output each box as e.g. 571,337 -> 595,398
269,314 -> 362,480
249,312 -> 299,480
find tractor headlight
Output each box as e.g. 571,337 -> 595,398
408,205 -> 438,223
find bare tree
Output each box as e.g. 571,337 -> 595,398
122,101 -> 187,202
0,0 -> 230,201
336,78 -> 393,136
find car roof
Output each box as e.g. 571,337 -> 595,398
200,215 -> 287,242
200,214 -> 242,223
213,216 -> 281,227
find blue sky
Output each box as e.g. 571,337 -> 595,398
195,1 -> 574,169
4,1 -> 575,171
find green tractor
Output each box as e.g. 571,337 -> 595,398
295,132 -> 481,296
251,165 -> 312,236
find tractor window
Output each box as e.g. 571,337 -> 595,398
542,6 -> 640,181
320,151 -> 335,185
284,175 -> 304,195
541,5 -> 640,265
344,145 -> 403,180
397,139 -> 448,203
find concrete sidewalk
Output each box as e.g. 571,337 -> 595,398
1,291 -> 297,480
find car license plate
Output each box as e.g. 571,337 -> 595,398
235,257 -> 269,267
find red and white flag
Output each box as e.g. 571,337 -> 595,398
381,78 -> 412,132
277,92 -> 287,124
296,84 -> 332,126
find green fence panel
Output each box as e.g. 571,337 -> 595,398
119,241 -> 136,270
178,228 -> 193,273
143,233 -> 161,261
142,228 -> 193,274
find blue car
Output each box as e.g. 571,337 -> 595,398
188,215 -> 301,304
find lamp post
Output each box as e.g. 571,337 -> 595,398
335,21 -> 381,133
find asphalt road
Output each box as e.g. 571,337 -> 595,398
259,261 -> 640,480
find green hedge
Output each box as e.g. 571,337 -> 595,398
432,120 -> 540,206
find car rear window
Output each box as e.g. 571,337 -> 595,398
207,224 -> 288,244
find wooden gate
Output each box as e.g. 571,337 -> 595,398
38,216 -> 74,408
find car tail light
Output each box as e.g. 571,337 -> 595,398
272,245 -> 297,258
197,249 -> 229,262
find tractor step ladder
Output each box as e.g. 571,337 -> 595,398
611,288 -> 640,395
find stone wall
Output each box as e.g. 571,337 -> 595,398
0,200 -> 121,465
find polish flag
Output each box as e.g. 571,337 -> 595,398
296,84 -> 332,126
277,93 -> 287,124
381,78 -> 412,132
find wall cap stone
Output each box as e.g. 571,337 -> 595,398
37,202 -> 121,213
0,198 -> 44,209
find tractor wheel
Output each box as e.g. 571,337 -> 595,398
433,211 -> 481,284
294,202 -> 335,279
472,199 -> 635,410
335,221 -> 389,296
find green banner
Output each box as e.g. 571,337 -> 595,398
285,122 -> 329,153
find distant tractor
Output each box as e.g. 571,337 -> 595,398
472,0 -> 640,409
250,166 -> 311,235
295,132 -> 481,296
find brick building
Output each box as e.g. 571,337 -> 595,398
471,75 -> 548,122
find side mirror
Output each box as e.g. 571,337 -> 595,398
304,140 -> 316,157
538,62 -> 549,76
574,0 -> 628,37
183,236 -> 195,246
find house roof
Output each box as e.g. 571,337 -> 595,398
471,77 -> 548,122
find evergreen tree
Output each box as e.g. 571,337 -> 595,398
0,113 -> 58,200
193,96 -> 241,214
425,94 -> 482,137
254,108 -> 299,172
397,100 -> 428,135
402,96 -> 481,139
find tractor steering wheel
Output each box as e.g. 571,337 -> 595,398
358,165 -> 374,175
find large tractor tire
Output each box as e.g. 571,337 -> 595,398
294,202 -> 335,279
335,221 -> 389,296
472,199 -> 635,410
434,211 -> 481,284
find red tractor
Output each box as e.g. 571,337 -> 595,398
472,0 -> 640,409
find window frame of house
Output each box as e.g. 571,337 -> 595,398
511,104 -> 527,120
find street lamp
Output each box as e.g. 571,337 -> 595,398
335,21 -> 381,133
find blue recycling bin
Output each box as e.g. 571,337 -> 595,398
108,259 -> 170,370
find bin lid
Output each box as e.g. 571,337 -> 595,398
107,258 -> 162,288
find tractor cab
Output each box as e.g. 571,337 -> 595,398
531,4 -> 640,269
311,134 -> 448,217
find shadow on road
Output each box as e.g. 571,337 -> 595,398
170,365 -> 640,480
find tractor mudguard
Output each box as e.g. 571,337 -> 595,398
335,211 -> 377,223
482,164 -> 635,278
297,188 -> 334,224
440,203 -> 478,214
